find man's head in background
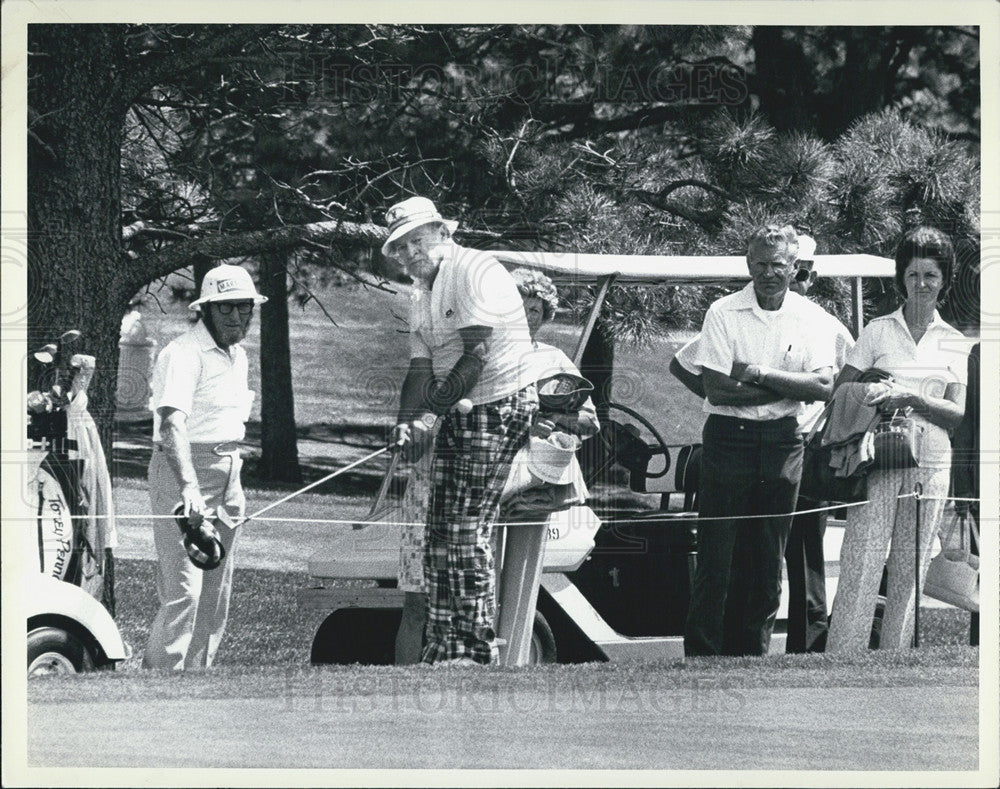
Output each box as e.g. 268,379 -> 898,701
790,234 -> 817,297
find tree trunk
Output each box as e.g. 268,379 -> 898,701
751,27 -> 816,134
193,256 -> 214,298
27,26 -> 135,457
257,250 -> 302,483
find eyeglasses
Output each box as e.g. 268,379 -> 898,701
215,301 -> 254,316
794,267 -> 813,283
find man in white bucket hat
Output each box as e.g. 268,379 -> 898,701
383,196 -> 538,666
144,264 -> 267,670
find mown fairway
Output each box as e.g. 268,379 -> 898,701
26,655 -> 978,770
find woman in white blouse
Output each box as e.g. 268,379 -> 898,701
827,227 -> 968,652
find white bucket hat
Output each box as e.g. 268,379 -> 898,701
381,196 -> 458,257
189,264 -> 269,311
526,432 -> 581,485
796,234 -> 817,262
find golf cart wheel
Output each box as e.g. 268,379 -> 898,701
27,626 -> 94,677
528,611 -> 557,664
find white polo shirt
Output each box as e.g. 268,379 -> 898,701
695,283 -> 835,421
150,319 -> 254,443
673,335 -> 701,375
410,245 -> 532,405
845,307 -> 968,434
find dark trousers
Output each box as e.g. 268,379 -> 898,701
685,414 -> 803,657
784,497 -> 828,653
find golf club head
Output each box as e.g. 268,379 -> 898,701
173,503 -> 226,571
52,329 -> 81,367
34,344 -> 57,364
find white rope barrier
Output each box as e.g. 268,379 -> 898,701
18,492 -> 982,528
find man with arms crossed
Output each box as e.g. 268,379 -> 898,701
144,264 -> 266,670
384,197 -> 537,666
684,225 -> 834,657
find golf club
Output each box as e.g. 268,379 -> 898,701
34,329 -> 82,398
234,445 -> 390,527
33,343 -> 58,364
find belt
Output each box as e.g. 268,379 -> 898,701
155,441 -> 241,456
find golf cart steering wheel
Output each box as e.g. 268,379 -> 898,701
604,401 -> 671,480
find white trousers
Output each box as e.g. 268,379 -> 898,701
143,449 -> 244,670
828,426 -> 950,652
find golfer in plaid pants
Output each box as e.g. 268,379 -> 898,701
424,388 -> 537,663
382,196 -> 537,665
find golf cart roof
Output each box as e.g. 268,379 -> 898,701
489,251 -> 895,284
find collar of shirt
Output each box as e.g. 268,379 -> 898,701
720,282 -> 807,322
885,305 -> 950,337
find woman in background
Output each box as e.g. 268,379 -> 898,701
510,268 -> 599,441
828,227 -> 968,652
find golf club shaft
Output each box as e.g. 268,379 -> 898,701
240,445 -> 389,524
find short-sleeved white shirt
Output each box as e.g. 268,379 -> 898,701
518,341 -> 576,383
409,245 -> 532,405
845,307 -> 968,434
695,283 -> 836,421
673,335 -> 702,375
150,319 -> 254,443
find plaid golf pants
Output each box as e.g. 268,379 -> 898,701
422,385 -> 538,665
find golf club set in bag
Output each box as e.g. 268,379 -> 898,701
27,329 -> 84,443
27,329 -> 116,607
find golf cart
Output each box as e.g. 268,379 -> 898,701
297,250 -> 895,664
24,335 -> 131,676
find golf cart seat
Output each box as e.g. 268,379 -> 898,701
306,504 -> 604,581
673,443 -> 702,512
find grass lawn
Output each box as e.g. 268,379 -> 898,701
141,276 -> 414,427
26,603 -> 980,770
109,556 -> 976,671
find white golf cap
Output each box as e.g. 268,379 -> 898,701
189,264 -> 268,311
381,196 -> 458,257
797,234 -> 817,262
526,432 -> 581,485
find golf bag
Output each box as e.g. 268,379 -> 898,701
28,352 -> 118,615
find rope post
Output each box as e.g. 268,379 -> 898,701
913,482 -> 923,648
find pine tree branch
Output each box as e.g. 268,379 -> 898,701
137,217 -> 387,284
656,179 -> 737,203
597,182 -> 725,228
115,25 -> 273,110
